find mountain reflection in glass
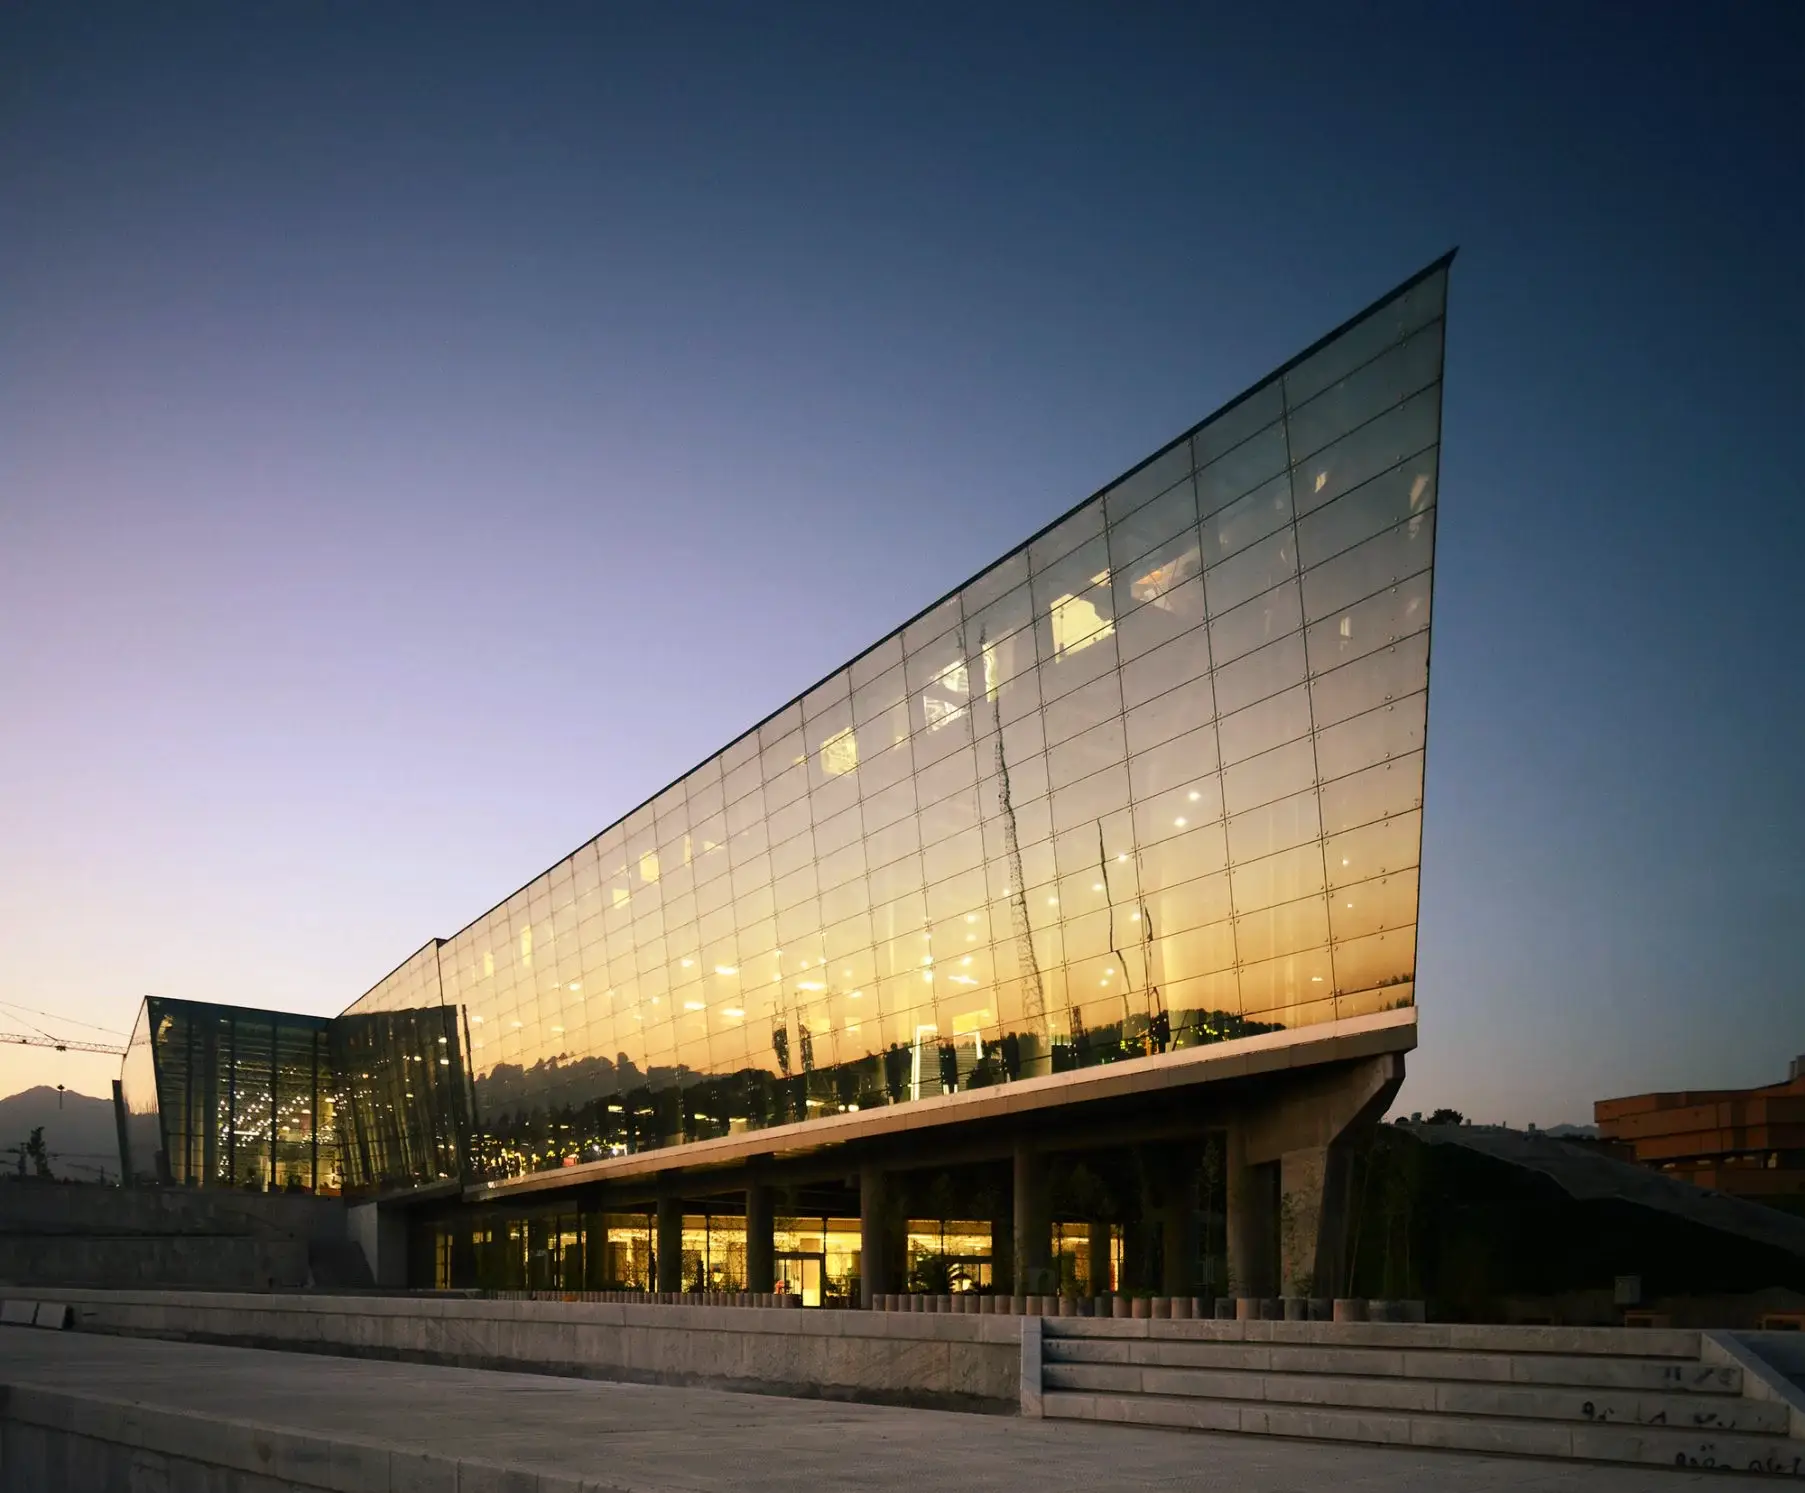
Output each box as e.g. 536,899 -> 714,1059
343,263 -> 1448,1189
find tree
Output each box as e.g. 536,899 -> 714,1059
23,1127 -> 51,1180
1425,1108 -> 1465,1126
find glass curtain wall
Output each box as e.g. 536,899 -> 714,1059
124,997 -> 339,1193
342,260 -> 1448,1188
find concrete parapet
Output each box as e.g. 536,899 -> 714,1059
0,1285 -> 1022,1413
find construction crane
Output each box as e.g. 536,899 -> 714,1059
0,1032 -> 123,1056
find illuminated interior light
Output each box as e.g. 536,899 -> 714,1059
723,1007 -> 744,1019
1188,791 -> 1200,801
568,982 -> 581,991
682,1001 -> 704,1011
714,965 -> 737,975
1092,882 -> 1103,891
1046,896 -> 1058,906
1174,817 -> 1187,827
1314,470 -> 1327,492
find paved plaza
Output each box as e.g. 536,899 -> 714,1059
0,1329 -> 1725,1491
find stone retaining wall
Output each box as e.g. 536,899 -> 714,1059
2,1287 -> 1021,1413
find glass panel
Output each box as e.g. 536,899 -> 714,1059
1127,723 -> 1220,801
1324,809 -> 1422,889
1318,751 -> 1425,835
1212,632 -> 1306,717
1046,717 -> 1127,792
1314,693 -> 1427,783
1235,894 -> 1330,964
1217,684 -> 1312,766
1197,421 -> 1288,520
1103,443 -> 1194,525
1292,387 -> 1439,520
1297,450 -> 1437,569
1119,626 -> 1212,714
1134,822 -> 1228,892
1113,575 -> 1205,663
1145,872 -> 1232,936
1285,268 -> 1445,407
1204,472 -> 1292,568
1230,841 -> 1325,915
1028,499 -> 1105,576
1208,581 -> 1302,667
1237,945 -> 1335,1023
1286,321 -> 1444,462
1225,788 -> 1321,864
1332,926 -> 1417,999
1309,634 -> 1430,730
1329,869 -> 1419,943
1206,527 -> 1298,618
1043,672 -> 1123,749
1152,921 -> 1237,982
1301,511 -> 1435,623
1221,736 -> 1316,816
1304,571 -> 1432,675
1108,476 -> 1197,572
1112,528 -> 1202,621
1122,678 -> 1216,756
956,550 -> 1028,619
1192,381 -> 1283,469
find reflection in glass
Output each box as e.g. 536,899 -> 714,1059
329,261 -> 1450,1186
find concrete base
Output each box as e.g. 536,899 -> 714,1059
0,1329 -> 1707,1493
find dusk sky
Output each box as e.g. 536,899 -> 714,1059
2,3 -> 1800,1123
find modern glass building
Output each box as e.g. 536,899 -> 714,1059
121,255 -> 1451,1302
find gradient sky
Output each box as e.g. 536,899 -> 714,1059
2,3 -> 1800,1123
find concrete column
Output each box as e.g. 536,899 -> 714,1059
1225,1126 -> 1276,1298
858,1163 -> 891,1309
1161,1155 -> 1201,1298
1012,1143 -> 1051,1295
991,1193 -> 1014,1295
745,1183 -> 774,1295
1281,1140 -> 1359,1298
655,1197 -> 683,1293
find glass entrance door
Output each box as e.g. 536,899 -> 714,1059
774,1252 -> 824,1306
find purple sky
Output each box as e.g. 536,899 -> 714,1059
2,3 -> 1800,1121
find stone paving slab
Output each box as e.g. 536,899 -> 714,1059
0,1328 -> 1717,1491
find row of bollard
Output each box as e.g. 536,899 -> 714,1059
504,1290 -> 802,1308
875,1294 -> 1428,1322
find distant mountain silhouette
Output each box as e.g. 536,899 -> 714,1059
0,1086 -> 118,1181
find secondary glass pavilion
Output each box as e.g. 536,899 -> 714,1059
121,256 -> 1449,1298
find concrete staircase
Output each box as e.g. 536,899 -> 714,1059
1030,1318 -> 1805,1476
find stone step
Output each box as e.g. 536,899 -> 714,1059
1041,1336 -> 1745,1394
1042,1362 -> 1789,1434
1044,1319 -> 1704,1359
1042,1391 -> 1805,1475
